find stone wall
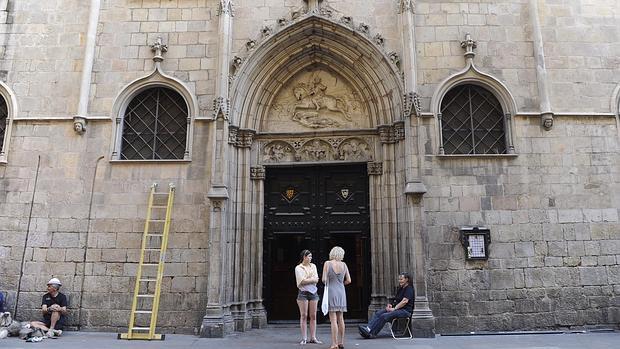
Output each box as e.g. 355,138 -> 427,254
0,0 -> 618,335
423,115 -> 620,332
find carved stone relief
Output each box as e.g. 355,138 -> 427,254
261,137 -> 373,164
265,69 -> 367,132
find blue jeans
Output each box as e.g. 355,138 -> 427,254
368,309 -> 411,336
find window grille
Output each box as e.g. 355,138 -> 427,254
0,96 -> 7,151
121,87 -> 188,160
440,84 -> 506,155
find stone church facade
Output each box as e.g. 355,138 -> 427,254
0,0 -> 618,338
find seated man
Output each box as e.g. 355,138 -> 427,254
358,272 -> 414,338
30,278 -> 67,338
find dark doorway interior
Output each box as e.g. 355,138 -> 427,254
263,164 -> 371,322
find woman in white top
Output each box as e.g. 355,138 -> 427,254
294,249 -> 322,345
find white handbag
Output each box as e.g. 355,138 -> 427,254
321,285 -> 329,315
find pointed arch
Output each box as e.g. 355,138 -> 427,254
110,67 -> 198,161
0,81 -> 18,163
229,15 -> 404,131
431,63 -> 517,155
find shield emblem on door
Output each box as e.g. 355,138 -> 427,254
340,188 -> 350,201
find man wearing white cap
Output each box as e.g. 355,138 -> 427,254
30,277 -> 68,338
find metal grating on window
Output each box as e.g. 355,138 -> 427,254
0,96 -> 7,150
440,84 -> 506,155
121,87 -> 188,160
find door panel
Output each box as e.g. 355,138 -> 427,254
263,165 -> 370,321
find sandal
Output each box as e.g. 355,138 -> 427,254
308,338 -> 323,344
300,339 -> 307,345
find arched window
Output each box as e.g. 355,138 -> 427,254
440,84 -> 507,155
0,95 -> 7,152
120,87 -> 188,160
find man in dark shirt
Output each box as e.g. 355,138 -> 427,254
358,272 -> 414,338
30,278 -> 68,338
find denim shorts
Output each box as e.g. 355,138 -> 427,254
297,290 -> 319,301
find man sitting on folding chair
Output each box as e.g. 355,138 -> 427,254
358,272 -> 414,339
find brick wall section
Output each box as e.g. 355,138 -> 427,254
423,116 -> 620,332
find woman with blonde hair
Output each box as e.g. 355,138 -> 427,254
294,250 -> 322,345
322,246 -> 351,349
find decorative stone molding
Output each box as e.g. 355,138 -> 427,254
460,33 -> 477,60
261,26 -> 273,37
403,91 -> 421,118
231,56 -> 243,74
151,36 -> 168,63
367,161 -> 383,175
261,136 -> 374,164
388,52 -> 400,69
237,129 -> 256,148
394,121 -> 405,141
228,126 -> 255,148
211,199 -> 224,211
228,125 -> 238,145
378,124 -> 399,144
229,5 -> 402,83
213,96 -> 230,120
374,34 -> 385,47
541,112 -> 554,130
73,116 -> 87,135
217,0 -> 234,17
396,0 -> 415,14
250,166 -> 266,180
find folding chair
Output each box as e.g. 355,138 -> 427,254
388,311 -> 413,340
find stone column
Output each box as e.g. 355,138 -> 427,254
249,165 -> 267,328
398,0 -> 435,337
367,161 -> 386,316
201,0 -> 234,337
74,0 -> 101,133
529,0 -> 554,129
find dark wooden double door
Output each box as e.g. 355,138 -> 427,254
263,165 -> 371,321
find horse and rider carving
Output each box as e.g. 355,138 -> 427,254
291,76 -> 352,127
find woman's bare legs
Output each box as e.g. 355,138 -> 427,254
337,312 -> 345,346
328,311 -> 339,348
308,300 -> 318,341
297,299 -> 308,342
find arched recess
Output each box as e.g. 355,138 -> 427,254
109,67 -> 198,161
229,15 -> 405,131
431,62 -> 518,155
219,13 -> 409,332
0,81 -> 18,163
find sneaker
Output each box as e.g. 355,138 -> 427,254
358,325 -> 370,339
46,330 -> 54,338
53,329 -> 63,337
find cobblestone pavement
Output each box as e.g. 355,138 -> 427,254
0,326 -> 618,349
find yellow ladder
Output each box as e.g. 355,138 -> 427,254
119,183 -> 175,340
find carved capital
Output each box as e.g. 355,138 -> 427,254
211,199 -> 224,211
367,161 -> 383,176
236,129 -> 256,148
378,125 -> 397,144
396,0 -> 415,14
228,125 -> 238,144
404,91 -> 422,118
213,96 -> 230,120
217,0 -> 234,17
250,166 -> 266,180
394,121 -> 405,141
